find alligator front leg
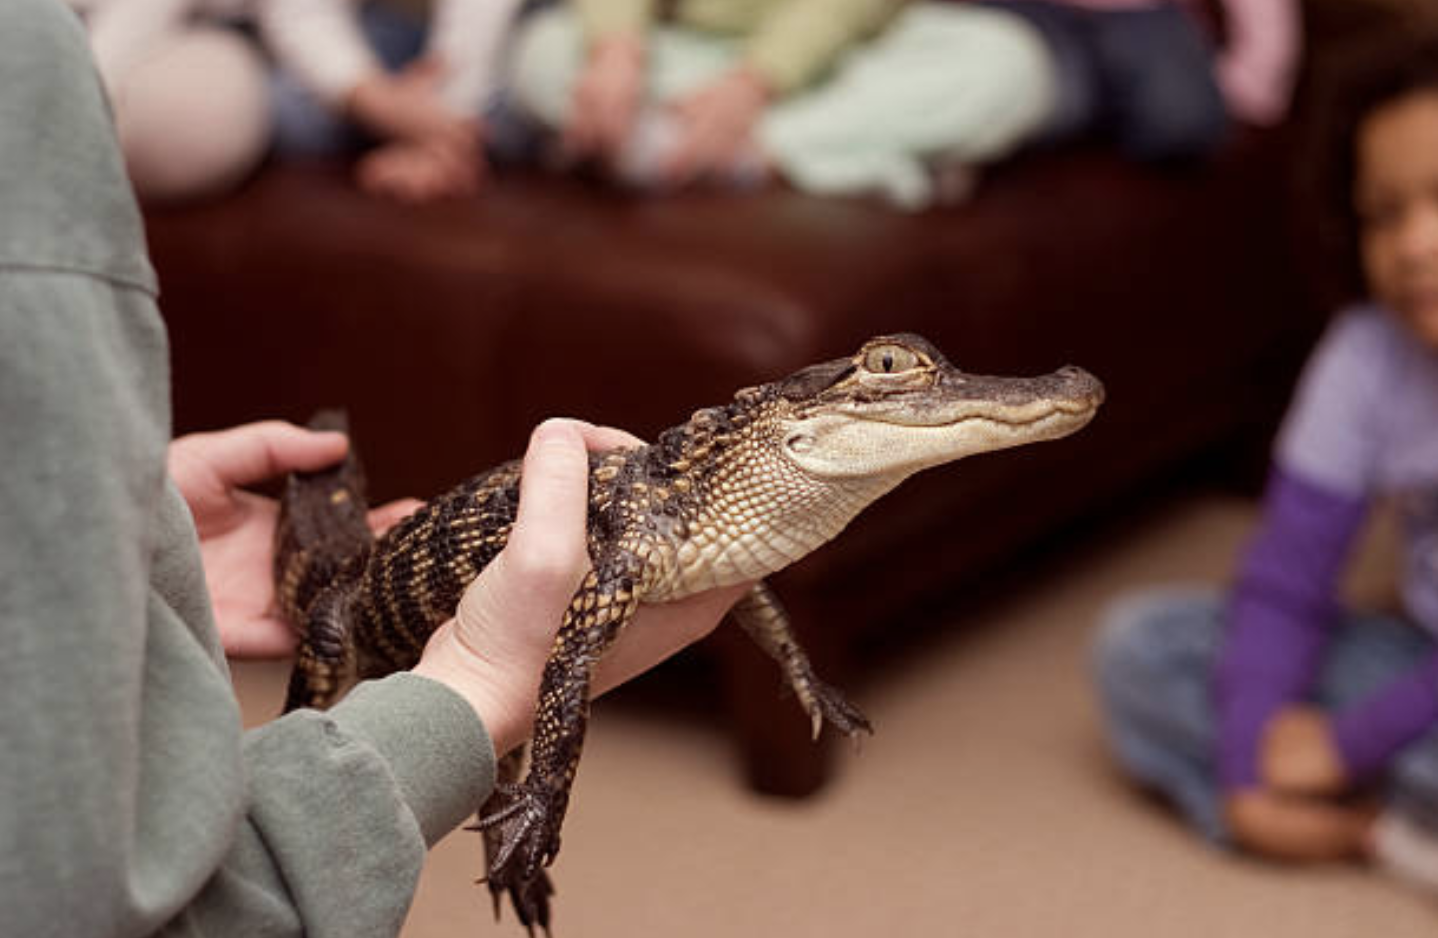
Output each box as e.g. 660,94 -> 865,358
731,581 -> 872,741
478,565 -> 641,925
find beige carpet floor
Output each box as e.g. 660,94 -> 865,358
233,491 -> 1438,937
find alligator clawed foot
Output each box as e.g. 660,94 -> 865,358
804,679 -> 873,743
475,865 -> 555,937
476,781 -> 562,933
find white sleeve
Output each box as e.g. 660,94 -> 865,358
256,0 -> 381,107
1274,308 -> 1393,497
426,0 -> 527,116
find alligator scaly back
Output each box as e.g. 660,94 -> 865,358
274,333 -> 1104,934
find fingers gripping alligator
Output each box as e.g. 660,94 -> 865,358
274,333 -> 1104,934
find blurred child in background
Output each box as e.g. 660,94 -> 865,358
983,0 -> 1300,161
260,0 -> 526,203
70,0 -> 527,204
1093,33 -> 1438,890
67,0 -> 271,202
504,0 -> 1058,209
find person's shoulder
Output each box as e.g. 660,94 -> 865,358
1274,304 -> 1393,493
0,0 -> 88,68
1305,304 -> 1407,389
1322,303 -> 1400,352
0,0 -> 154,293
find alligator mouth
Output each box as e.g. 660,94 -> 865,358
950,406 -> 1099,438
833,365 -> 1105,432
844,397 -> 1101,432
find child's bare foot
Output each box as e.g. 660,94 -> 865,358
1225,790 -> 1377,862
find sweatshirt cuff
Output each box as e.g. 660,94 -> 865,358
329,672 -> 496,845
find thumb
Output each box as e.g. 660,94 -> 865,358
454,419 -> 593,665
173,421 -> 348,492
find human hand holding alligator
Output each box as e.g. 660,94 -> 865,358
275,334 -> 1103,933
168,421 -> 419,659
414,418 -> 752,757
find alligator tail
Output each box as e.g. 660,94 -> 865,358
274,410 -> 374,710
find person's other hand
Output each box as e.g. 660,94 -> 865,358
1224,788 -> 1375,862
169,422 -> 419,659
413,419 -> 750,754
355,134 -> 486,203
663,65 -> 769,186
1260,706 -> 1349,798
565,34 -> 646,161
346,57 -> 480,151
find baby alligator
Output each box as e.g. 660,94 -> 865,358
273,333 -> 1104,934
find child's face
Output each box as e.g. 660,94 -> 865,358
1356,88 -> 1438,348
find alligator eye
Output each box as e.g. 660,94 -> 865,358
864,344 -> 919,375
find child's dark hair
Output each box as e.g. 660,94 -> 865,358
1305,30 -> 1438,307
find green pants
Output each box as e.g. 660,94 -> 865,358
508,3 -> 1056,208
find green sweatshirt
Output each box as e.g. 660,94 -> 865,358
576,0 -> 904,94
0,3 -> 496,935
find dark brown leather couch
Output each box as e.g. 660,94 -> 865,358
145,0 -> 1406,796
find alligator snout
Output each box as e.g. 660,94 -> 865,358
1053,366 -> 1105,409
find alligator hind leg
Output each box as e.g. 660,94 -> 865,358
731,581 -> 872,741
282,585 -> 356,713
476,748 -> 556,936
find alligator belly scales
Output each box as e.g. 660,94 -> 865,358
274,333 -> 1103,934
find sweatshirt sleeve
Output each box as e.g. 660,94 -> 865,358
0,271 -> 498,938
174,675 -> 496,937
1,8 -> 495,935
256,0 -> 382,108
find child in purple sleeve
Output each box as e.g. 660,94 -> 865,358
1092,33 -> 1438,888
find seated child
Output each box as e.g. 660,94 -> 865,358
504,0 -> 1060,209
1093,33 -> 1438,888
984,0 -> 1300,161
69,0 -> 528,203
66,0 -> 271,202
260,0 -> 527,202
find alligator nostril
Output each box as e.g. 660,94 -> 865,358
1059,366 -> 1105,405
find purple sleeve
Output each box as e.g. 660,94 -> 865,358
1215,468 -> 1369,790
1331,654 -> 1438,778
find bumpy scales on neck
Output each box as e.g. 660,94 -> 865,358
274,332 -> 1103,936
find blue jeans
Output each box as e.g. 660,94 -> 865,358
983,1 -> 1228,161
1092,588 -> 1438,844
